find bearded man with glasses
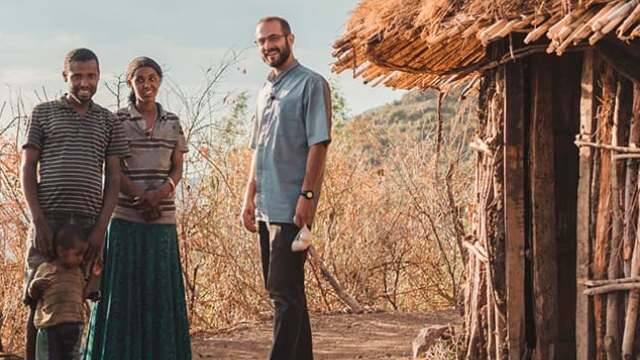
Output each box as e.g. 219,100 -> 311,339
241,16 -> 332,360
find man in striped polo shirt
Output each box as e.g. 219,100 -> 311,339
20,48 -> 129,360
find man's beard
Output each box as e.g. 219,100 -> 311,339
263,43 -> 291,68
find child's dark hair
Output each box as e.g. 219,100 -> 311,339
54,224 -> 87,250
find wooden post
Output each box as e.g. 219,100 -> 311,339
487,278 -> 496,357
576,49 -> 596,360
467,255 -> 488,359
466,73 -> 493,360
0,310 -> 3,353
551,52 -> 581,359
621,84 -> 640,360
605,78 -> 632,360
504,59 -> 526,360
623,82 -> 640,277
530,53 -> 559,360
594,63 -> 615,360
491,62 -> 507,360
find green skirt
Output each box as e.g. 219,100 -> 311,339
84,218 -> 192,360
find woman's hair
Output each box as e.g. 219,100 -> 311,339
126,56 -> 163,104
54,224 -> 87,250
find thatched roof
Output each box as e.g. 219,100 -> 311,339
332,0 -> 640,90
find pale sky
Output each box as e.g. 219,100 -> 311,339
0,0 -> 404,122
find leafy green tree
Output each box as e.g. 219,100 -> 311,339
329,78 -> 350,129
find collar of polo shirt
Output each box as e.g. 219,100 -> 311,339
128,102 -> 168,121
59,94 -> 96,112
268,61 -> 300,84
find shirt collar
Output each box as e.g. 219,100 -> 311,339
267,61 -> 300,85
59,94 -> 95,112
127,102 -> 168,120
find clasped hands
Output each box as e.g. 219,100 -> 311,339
133,185 -> 163,222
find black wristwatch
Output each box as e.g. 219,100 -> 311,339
300,190 -> 314,200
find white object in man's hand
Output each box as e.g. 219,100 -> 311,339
292,224 -> 313,252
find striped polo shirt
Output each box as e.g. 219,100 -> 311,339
112,103 -> 188,224
23,97 -> 130,218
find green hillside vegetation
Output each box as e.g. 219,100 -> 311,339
355,90 -> 458,127
337,89 -> 476,165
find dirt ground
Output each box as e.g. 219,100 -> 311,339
192,310 -> 460,360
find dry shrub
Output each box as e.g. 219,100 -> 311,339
178,89 -> 475,332
424,338 -> 461,360
0,65 -> 474,352
0,101 -> 30,353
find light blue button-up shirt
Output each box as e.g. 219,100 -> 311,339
250,62 -> 332,224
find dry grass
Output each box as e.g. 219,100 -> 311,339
0,108 -> 30,353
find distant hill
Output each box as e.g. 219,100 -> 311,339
340,89 -> 471,144
335,89 -> 475,166
353,90 -> 458,127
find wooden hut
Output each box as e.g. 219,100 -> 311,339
332,1 -> 640,359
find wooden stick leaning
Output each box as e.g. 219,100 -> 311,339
306,246 -> 364,314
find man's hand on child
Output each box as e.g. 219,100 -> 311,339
92,258 -> 103,276
29,278 -> 52,299
33,215 -> 53,257
86,227 -> 105,263
35,278 -> 53,290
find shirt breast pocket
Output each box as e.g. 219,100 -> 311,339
277,95 -> 303,130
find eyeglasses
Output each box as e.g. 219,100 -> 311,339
255,33 -> 288,47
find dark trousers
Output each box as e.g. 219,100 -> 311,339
35,323 -> 83,360
259,222 -> 313,360
27,304 -> 36,360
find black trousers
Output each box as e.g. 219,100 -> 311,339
259,222 -> 313,360
36,322 -> 83,360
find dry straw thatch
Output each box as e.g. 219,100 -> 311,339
332,0 -> 640,90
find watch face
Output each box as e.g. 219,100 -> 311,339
305,192 -> 313,199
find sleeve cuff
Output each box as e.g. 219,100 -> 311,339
307,135 -> 331,147
22,143 -> 42,151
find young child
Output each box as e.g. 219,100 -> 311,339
28,223 -> 89,360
